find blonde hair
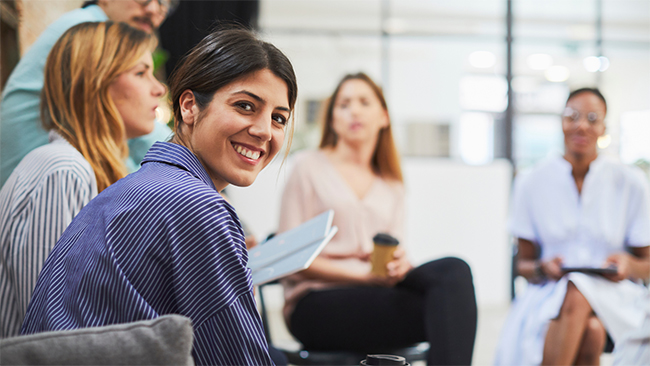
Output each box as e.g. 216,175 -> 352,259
41,21 -> 157,192
320,72 -> 403,182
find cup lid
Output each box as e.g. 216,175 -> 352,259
362,354 -> 407,365
372,233 -> 399,246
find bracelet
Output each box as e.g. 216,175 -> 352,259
534,260 -> 546,279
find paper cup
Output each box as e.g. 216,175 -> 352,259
370,233 -> 399,277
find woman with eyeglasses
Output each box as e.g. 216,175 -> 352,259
494,88 -> 650,365
93,0 -> 174,33
0,0 -> 172,187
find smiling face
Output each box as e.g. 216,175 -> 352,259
331,79 -> 389,148
98,0 -> 167,34
108,51 -> 166,139
562,91 -> 606,158
179,69 -> 290,191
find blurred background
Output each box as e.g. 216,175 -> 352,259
2,0 -> 648,363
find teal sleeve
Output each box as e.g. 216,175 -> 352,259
127,122 -> 173,170
0,6 -> 108,186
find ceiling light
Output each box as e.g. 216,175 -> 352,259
598,56 -> 610,72
468,51 -> 496,68
527,53 -> 553,70
583,56 -> 601,72
545,65 -> 570,82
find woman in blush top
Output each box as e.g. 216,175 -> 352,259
278,72 -> 478,365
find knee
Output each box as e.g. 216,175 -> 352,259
435,257 -> 473,279
558,282 -> 592,318
579,317 -> 606,358
413,257 -> 475,293
424,257 -> 474,291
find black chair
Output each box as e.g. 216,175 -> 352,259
257,281 -> 429,365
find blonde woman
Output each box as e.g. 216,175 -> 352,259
0,21 -> 164,337
278,73 -> 477,365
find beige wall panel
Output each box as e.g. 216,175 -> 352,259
17,0 -> 83,55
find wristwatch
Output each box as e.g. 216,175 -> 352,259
534,260 -> 545,279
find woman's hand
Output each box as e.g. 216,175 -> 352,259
359,272 -> 394,287
385,247 -> 413,286
301,257 -> 392,286
357,248 -> 412,287
245,235 -> 258,250
540,257 -> 564,281
603,253 -> 632,282
300,248 -> 413,287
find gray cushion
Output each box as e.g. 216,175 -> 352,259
0,315 -> 194,365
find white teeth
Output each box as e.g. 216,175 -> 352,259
233,144 -> 261,160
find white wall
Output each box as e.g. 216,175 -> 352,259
402,158 -> 512,307
228,156 -> 513,307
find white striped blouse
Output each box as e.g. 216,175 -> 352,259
0,131 -> 97,338
21,142 -> 274,366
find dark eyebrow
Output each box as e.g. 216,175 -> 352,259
233,90 -> 263,103
233,90 -> 291,113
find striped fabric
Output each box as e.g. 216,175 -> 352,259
0,132 -> 97,338
21,142 -> 274,366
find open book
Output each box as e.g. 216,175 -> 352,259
247,210 -> 337,286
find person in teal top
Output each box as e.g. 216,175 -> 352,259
0,0 -> 173,186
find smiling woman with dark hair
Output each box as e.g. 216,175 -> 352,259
21,27 -> 297,366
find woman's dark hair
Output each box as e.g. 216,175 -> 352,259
168,27 -> 298,144
567,87 -> 607,112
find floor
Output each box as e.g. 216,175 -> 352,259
258,285 -> 615,365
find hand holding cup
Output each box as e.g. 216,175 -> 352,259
371,233 -> 399,277
371,233 -> 412,286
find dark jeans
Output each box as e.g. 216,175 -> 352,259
289,257 -> 478,365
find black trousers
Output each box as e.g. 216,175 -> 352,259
289,257 -> 478,365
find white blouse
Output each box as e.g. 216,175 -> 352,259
495,154 -> 650,365
0,131 -> 97,337
510,154 -> 650,267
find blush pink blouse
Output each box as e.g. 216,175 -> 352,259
278,150 -> 405,322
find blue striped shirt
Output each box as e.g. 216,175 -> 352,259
0,131 -> 97,338
21,142 -> 274,366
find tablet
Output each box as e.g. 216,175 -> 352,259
251,226 -> 338,286
247,210 -> 334,271
561,266 -> 618,275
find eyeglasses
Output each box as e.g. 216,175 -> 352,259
562,107 -> 604,127
133,0 -> 177,14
